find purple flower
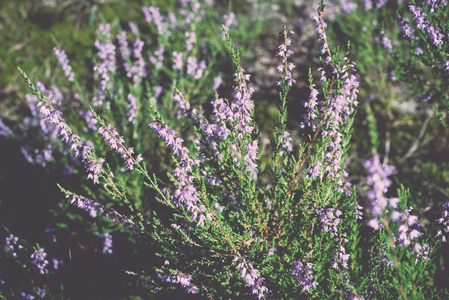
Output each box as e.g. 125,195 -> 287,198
157,269 -> 199,294
300,85 -> 319,131
31,247 -> 49,274
142,6 -> 169,36
213,76 -> 222,90
67,191 -> 140,234
127,93 -> 138,124
101,232 -> 113,254
332,245 -> 350,269
381,34 -> 393,53
93,23 -> 117,107
312,15 -> 328,54
316,208 -> 342,237
436,201 -> 449,242
185,31 -> 196,51
149,44 -> 165,70
117,31 -> 130,61
292,260 -> 318,292
4,234 -> 23,258
172,51 -> 184,70
0,118 -> 12,137
234,256 -> 269,299
408,4 -> 431,36
397,15 -> 416,40
53,47 -> 75,82
341,0 -> 358,13
149,122 -> 209,224
245,140 -> 259,180
97,122 -> 143,171
128,22 -> 138,36
444,61 -> 449,75
363,154 -> 395,220
376,0 -> 388,8
364,0 -> 373,10
276,29 -> 296,87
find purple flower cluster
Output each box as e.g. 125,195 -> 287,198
97,123 -> 143,171
185,31 -> 196,51
4,234 -> 23,259
409,4 -> 444,46
30,247 -> 49,275
364,155 -> 423,249
149,122 -> 210,225
142,6 -> 169,36
21,74 -> 111,186
332,245 -> 350,269
213,76 -> 222,90
198,68 -> 258,179
316,207 -> 342,237
0,118 -> 12,137
53,47 -> 75,82
173,91 -> 201,121
397,15 -> 416,40
436,201 -> 449,242
157,268 -> 198,294
380,33 -> 393,53
276,29 -> 296,87
312,15 -> 328,54
341,0 -> 358,14
303,57 -> 358,193
393,207 -> 423,248
117,31 -> 131,62
127,93 -> 138,124
68,192 -> 140,233
93,23 -> 117,107
363,155 -> 396,229
149,44 -> 165,70
234,256 -> 269,299
172,51 -> 184,70
300,84 -> 319,131
222,12 -> 236,40
84,152 -> 105,185
101,232 -> 113,254
291,260 -> 318,292
186,56 -> 206,80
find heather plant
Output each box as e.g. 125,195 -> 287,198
325,0 -> 449,287
3,0 -> 449,299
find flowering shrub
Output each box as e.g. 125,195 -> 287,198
1,0 -> 449,298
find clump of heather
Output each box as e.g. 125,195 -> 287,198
4,0 -> 449,298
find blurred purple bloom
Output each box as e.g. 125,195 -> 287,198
172,51 -> 184,70
128,22 -> 138,36
364,154 -> 395,219
4,234 -> 23,258
102,232 -> 113,254
142,6 -> 169,36
117,31 -> 131,61
213,76 -> 222,90
149,44 -> 165,70
127,93 -> 138,124
53,47 -> 75,82
341,0 -> 358,13
185,31 -> 196,51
